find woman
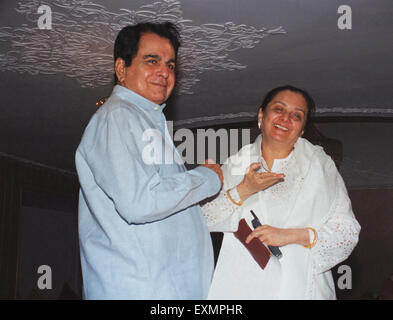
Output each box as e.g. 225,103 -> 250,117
202,85 -> 361,299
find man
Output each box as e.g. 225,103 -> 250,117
75,22 -> 223,299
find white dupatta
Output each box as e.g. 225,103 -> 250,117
205,135 -> 359,299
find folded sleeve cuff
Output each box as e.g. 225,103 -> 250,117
193,166 -> 222,196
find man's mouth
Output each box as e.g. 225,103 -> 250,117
274,123 -> 289,132
151,82 -> 167,88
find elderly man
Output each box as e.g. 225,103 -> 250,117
75,22 -> 222,299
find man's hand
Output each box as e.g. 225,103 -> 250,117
201,159 -> 223,187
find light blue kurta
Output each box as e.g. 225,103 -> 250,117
75,85 -> 220,299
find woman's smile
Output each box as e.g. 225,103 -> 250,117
273,123 -> 289,132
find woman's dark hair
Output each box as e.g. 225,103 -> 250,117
113,22 -> 181,83
259,85 -> 316,127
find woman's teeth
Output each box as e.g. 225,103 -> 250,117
274,124 -> 289,131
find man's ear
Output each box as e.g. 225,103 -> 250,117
115,58 -> 126,83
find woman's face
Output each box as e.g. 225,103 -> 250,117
258,90 -> 308,147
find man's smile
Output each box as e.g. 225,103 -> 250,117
151,81 -> 167,88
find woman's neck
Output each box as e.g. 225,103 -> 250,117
261,138 -> 294,170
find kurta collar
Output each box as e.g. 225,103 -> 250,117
112,85 -> 166,114
250,134 -> 320,178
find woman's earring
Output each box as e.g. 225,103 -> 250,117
258,121 -> 261,129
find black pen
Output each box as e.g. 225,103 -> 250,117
250,210 -> 283,259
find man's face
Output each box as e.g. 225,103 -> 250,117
116,32 -> 176,105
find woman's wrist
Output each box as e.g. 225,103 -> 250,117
287,228 -> 310,247
303,227 -> 318,248
236,182 -> 252,202
226,187 -> 243,206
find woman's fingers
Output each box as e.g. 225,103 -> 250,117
254,172 -> 285,190
258,172 -> 285,179
245,225 -> 287,245
245,226 -> 267,244
246,162 -> 262,174
239,164 -> 286,200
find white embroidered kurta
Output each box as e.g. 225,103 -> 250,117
202,135 -> 361,300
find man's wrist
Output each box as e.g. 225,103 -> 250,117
195,166 -> 221,195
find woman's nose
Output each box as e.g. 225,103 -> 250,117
280,111 -> 290,121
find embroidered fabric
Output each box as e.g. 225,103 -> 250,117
202,190 -> 241,232
311,191 -> 361,275
202,149 -> 360,277
257,153 -> 300,227
202,151 -> 299,231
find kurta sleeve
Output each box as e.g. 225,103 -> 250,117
201,159 -> 246,232
78,107 -> 221,224
201,188 -> 243,232
310,160 -> 361,275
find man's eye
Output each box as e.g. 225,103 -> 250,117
148,59 -> 157,64
168,64 -> 175,71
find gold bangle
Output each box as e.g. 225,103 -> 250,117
226,189 -> 243,206
303,227 -> 318,249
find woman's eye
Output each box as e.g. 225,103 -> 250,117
292,113 -> 302,121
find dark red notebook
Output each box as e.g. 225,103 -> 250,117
234,218 -> 271,270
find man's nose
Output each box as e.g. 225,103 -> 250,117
157,63 -> 169,78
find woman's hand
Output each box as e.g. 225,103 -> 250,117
237,162 -> 284,202
245,225 -> 310,247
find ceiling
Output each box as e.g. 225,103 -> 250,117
0,0 -> 392,188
